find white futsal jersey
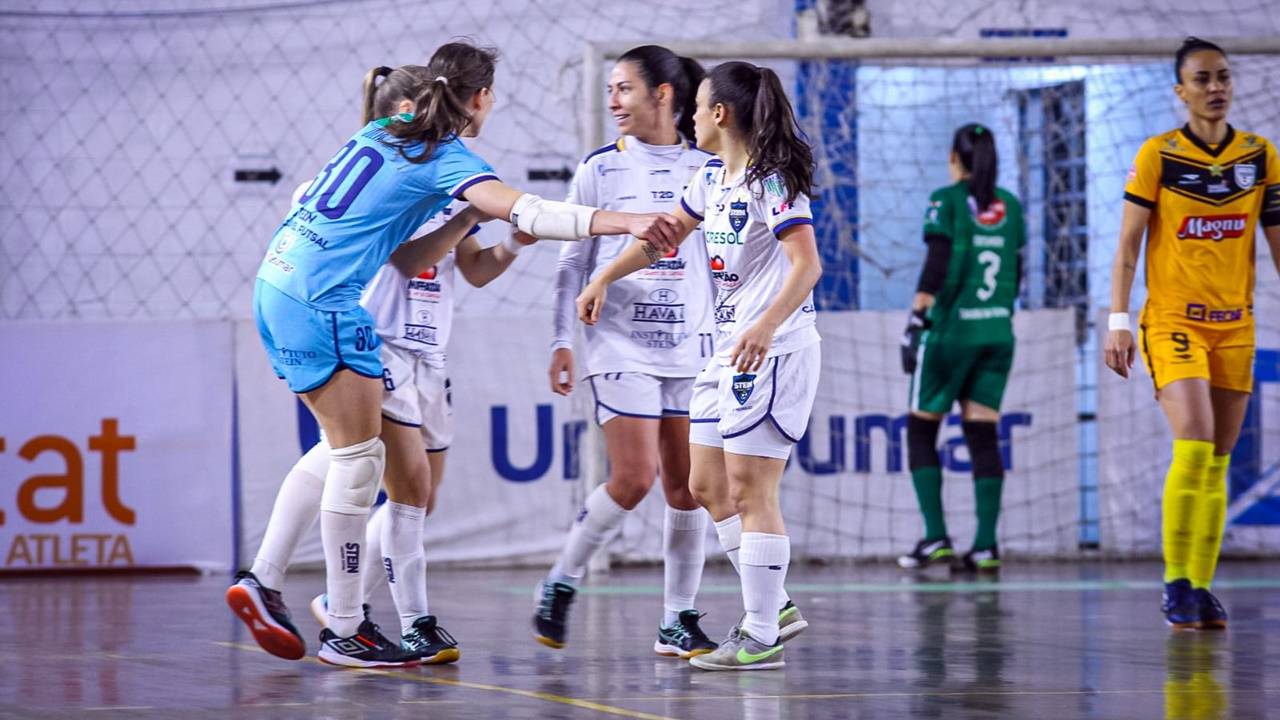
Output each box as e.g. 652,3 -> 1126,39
552,136 -> 716,378
680,160 -> 820,364
361,202 -> 475,368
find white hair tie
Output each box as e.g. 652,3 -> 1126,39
435,75 -> 449,85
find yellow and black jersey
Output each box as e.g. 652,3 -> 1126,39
1125,124 -> 1280,325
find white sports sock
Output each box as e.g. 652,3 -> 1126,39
381,501 -> 428,635
250,441 -> 329,589
362,502 -> 389,603
739,532 -> 790,646
713,514 -> 743,573
321,437 -> 384,638
548,485 -> 630,586
663,506 -> 707,626
714,514 -> 790,605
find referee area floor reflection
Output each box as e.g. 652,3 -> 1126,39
2,561 -> 1278,719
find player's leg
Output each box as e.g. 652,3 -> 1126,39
226,439 -> 328,660
1190,333 -> 1254,628
533,374 -> 661,648
955,342 -> 1014,573
425,449 -> 447,516
1145,319 -> 1216,629
691,346 -> 819,671
899,339 -> 967,569
654,409 -> 716,658
304,368 -> 415,666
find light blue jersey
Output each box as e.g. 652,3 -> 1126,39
256,118 -> 498,310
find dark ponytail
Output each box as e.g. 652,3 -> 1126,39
708,61 -> 813,203
616,45 -> 705,142
362,65 -> 408,124
382,41 -> 498,164
952,123 -> 997,212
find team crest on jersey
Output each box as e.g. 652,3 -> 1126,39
729,200 -> 749,233
274,230 -> 296,254
732,373 -> 755,405
1234,164 -> 1256,190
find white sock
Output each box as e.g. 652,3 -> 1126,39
739,532 -> 790,646
663,506 -> 707,626
714,514 -> 790,605
321,437 -> 384,638
713,514 -> 743,573
381,501 -> 428,635
548,485 -> 630,586
362,502 -> 389,603
250,441 -> 329,589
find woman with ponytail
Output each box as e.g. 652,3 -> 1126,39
575,61 -> 823,671
534,45 -> 720,659
233,40 -> 680,670
897,123 -> 1026,576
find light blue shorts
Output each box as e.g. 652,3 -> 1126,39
253,279 -> 383,393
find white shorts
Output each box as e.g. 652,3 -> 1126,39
587,372 -> 694,426
379,343 -> 452,452
688,343 -> 821,460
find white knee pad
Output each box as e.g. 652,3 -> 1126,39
321,437 -> 385,515
295,439 -> 332,479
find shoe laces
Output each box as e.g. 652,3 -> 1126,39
678,612 -> 713,646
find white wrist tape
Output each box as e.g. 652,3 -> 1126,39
1108,312 -> 1131,332
510,193 -> 596,241
500,233 -> 524,255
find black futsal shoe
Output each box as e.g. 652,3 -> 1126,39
318,619 -> 419,668
1194,588 -> 1228,630
655,609 -> 718,658
532,580 -> 576,649
897,536 -> 956,569
959,546 -> 1002,574
1162,579 -> 1199,629
403,615 -> 461,664
225,571 -> 306,661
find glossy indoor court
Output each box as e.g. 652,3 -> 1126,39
2,561 -> 1277,719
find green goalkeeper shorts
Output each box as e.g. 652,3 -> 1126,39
908,339 -> 1014,415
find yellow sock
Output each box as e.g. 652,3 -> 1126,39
1188,454 -> 1229,590
1162,439 -> 1213,584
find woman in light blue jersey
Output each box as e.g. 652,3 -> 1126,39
227,41 -> 681,669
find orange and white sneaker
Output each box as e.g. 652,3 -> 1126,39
225,571 -> 306,660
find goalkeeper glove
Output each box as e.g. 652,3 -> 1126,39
900,308 -> 930,374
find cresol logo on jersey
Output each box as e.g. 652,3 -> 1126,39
1177,214 -> 1248,241
484,404 -> 1033,482
0,419 -> 138,568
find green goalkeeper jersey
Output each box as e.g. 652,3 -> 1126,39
921,180 -> 1025,345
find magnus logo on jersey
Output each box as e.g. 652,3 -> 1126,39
732,373 -> 755,405
728,200 -> 749,233
1177,214 -> 1248,241
715,304 -> 736,324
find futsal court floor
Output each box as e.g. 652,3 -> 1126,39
2,560 -> 1278,719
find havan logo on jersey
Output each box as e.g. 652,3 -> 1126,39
1177,214 -> 1248,241
632,288 -> 686,324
